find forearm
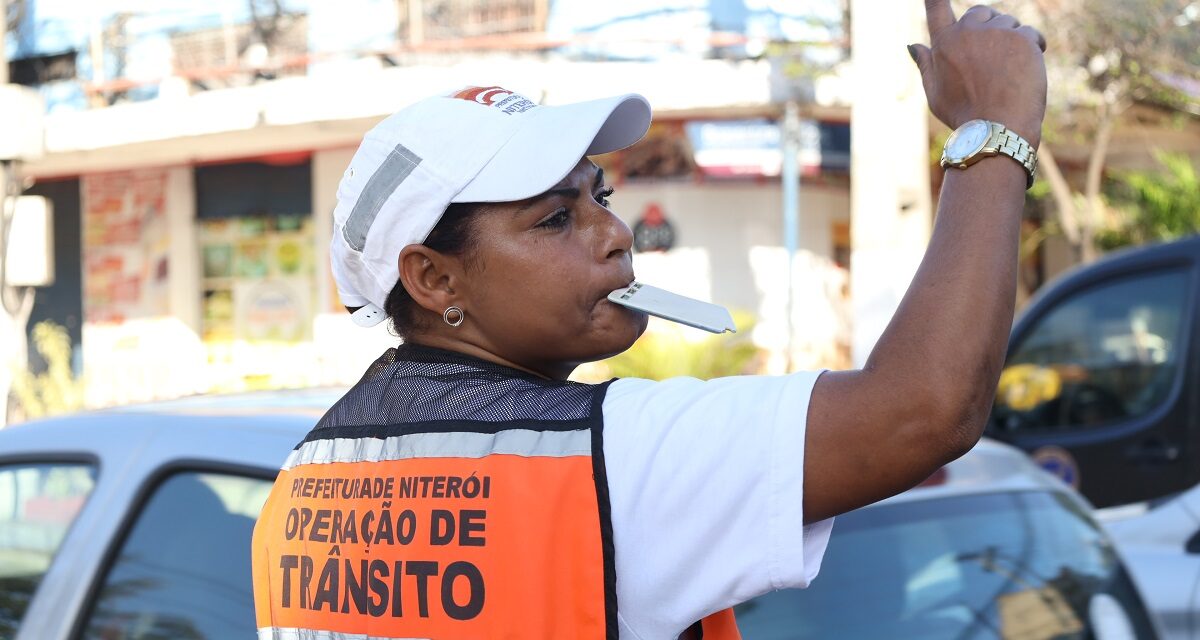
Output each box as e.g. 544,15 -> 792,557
865,154 -> 1027,451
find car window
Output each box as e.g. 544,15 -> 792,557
993,268 -> 1190,433
733,491 -> 1156,639
0,462 -> 97,637
80,471 -> 272,640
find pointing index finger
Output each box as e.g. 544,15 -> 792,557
925,0 -> 957,36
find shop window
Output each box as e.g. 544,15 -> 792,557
195,159 -> 316,389
199,215 -> 315,345
195,160 -> 312,219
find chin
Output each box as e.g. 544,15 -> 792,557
585,313 -> 649,362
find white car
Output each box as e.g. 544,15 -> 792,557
731,440 -> 1163,639
1101,488 -> 1200,640
0,390 -> 1162,639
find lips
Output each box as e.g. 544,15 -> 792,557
598,275 -> 636,302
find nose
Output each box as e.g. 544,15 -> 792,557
599,208 -> 634,262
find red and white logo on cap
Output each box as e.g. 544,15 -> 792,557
451,86 -> 539,115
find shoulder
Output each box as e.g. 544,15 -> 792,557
601,371 -> 834,636
604,371 -> 825,414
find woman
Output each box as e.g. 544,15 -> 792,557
252,3 -> 1047,638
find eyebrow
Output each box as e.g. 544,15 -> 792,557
514,168 -> 606,217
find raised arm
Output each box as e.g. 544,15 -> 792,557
803,2 -> 1048,523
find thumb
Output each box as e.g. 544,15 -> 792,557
908,43 -> 933,77
908,43 -> 936,102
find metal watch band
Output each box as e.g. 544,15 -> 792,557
989,122 -> 1038,189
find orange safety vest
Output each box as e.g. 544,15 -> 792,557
252,345 -> 740,639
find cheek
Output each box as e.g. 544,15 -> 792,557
487,243 -> 590,297
470,249 -> 588,318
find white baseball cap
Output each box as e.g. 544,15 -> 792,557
331,86 -> 653,328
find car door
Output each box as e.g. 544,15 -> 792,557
0,460 -> 98,639
71,465 -> 274,639
987,264 -> 1197,507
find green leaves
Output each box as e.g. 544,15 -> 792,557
602,312 -> 761,381
1099,151 -> 1200,249
10,321 -> 85,420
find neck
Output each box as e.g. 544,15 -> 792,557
405,335 -> 578,381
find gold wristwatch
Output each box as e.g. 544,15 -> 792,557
940,119 -> 1038,189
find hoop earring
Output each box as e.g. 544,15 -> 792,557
443,306 -> 465,327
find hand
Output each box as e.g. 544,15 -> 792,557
910,2 -> 1048,147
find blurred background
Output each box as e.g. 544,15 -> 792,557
3,3 -> 1200,638
0,0 -> 1197,421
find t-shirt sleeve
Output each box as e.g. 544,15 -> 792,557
601,372 -> 835,640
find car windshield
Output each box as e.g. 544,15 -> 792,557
734,491 -> 1156,639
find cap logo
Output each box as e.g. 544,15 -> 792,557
451,85 -> 538,115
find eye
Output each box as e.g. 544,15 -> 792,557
595,186 -> 615,208
536,207 -> 571,229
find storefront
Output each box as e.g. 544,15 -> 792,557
75,153 -> 385,407
194,157 -> 319,391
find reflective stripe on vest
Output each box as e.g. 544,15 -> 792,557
251,345 -> 739,639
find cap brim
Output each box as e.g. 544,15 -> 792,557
452,94 -> 651,203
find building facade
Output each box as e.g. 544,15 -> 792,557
11,1 -> 858,408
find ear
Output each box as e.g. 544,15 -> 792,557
397,245 -> 462,316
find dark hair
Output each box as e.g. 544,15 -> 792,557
375,202 -> 483,338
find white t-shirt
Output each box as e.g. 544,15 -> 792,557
601,371 -> 835,640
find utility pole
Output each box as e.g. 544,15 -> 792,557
781,101 -> 801,372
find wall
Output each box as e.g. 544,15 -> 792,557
80,166 -> 208,406
611,179 -> 851,371
614,180 -> 845,305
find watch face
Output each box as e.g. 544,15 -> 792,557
946,120 -> 991,160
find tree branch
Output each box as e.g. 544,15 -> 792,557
1035,144 -> 1081,246
1081,96 -> 1126,262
